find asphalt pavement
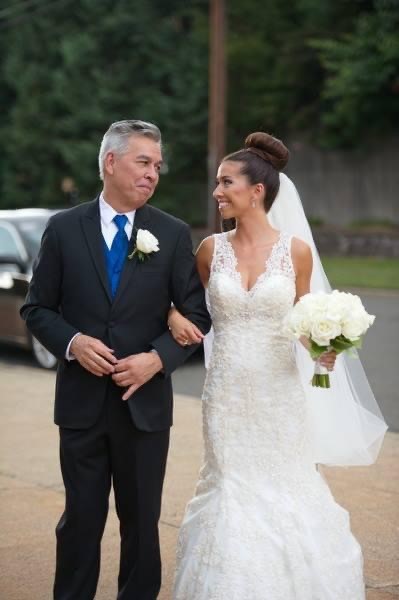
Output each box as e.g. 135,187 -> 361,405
0,288 -> 398,599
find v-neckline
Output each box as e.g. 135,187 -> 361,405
224,231 -> 282,294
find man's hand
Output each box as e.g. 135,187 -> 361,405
71,334 -> 117,376
112,352 -> 163,400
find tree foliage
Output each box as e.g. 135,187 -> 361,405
310,0 -> 399,147
226,0 -> 399,149
0,0 -> 398,219
0,0 -> 209,219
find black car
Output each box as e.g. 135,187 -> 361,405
0,208 -> 59,368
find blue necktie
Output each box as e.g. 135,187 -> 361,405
106,214 -> 129,297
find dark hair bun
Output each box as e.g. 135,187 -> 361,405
244,132 -> 289,171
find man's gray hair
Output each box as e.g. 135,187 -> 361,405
98,120 -> 162,180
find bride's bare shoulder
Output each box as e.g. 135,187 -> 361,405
195,235 -> 216,285
291,236 -> 311,255
290,237 -> 313,272
196,235 -> 215,259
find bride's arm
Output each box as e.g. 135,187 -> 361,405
291,237 -> 336,370
292,237 -> 312,304
168,236 -> 214,346
168,308 -> 204,345
195,235 -> 213,287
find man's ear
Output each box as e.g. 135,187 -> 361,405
104,151 -> 115,176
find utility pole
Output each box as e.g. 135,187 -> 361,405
207,0 -> 226,233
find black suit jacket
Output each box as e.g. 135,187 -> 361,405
20,198 -> 211,431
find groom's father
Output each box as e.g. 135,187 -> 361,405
20,120 -> 211,600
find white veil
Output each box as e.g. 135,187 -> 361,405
203,173 -> 387,466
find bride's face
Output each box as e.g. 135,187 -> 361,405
214,161 -> 259,219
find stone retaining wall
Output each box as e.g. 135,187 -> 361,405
191,227 -> 399,258
313,228 -> 399,257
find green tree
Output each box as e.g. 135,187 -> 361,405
226,0 -> 399,150
310,0 -> 399,147
226,0 -> 368,148
1,0 -> 398,220
1,0 -> 208,222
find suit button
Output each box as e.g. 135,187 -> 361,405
109,321 -> 115,328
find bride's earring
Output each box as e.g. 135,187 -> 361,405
251,199 -> 256,208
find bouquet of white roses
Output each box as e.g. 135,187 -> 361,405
285,290 -> 375,388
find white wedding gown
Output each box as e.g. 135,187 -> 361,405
173,231 -> 365,600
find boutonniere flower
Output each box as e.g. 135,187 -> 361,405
128,229 -> 160,262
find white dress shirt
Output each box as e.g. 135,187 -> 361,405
65,194 -> 136,360
99,193 -> 136,249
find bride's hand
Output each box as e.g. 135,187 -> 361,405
319,350 -> 337,371
168,307 -> 204,346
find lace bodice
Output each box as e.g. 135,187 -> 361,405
208,230 -> 296,331
206,231 -> 297,379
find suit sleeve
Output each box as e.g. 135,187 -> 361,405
20,221 -> 79,360
151,223 -> 211,376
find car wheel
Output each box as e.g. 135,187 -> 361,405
31,336 -> 57,369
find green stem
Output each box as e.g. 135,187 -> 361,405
312,373 -> 331,388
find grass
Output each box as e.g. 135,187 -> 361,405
348,219 -> 398,231
321,256 -> 399,290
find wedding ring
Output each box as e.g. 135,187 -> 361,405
183,339 -> 189,346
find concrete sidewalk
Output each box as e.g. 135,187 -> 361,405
0,362 -> 398,599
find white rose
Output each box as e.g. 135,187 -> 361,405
326,292 -> 351,324
286,305 -> 311,338
136,229 -> 159,254
310,318 -> 342,347
341,309 -> 375,341
300,291 -> 329,313
344,292 -> 363,308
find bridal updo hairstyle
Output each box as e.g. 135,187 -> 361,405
223,132 -> 289,212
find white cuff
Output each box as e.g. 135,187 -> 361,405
65,332 -> 81,361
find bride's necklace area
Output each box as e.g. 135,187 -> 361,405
225,230 -> 282,293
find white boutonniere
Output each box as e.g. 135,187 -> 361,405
128,229 -> 160,262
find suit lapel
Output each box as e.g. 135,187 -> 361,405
81,198 -> 112,303
113,204 -> 151,306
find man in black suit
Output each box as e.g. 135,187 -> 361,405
20,119 -> 211,599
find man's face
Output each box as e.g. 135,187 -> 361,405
105,135 -> 163,209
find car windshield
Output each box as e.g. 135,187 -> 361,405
16,218 -> 49,257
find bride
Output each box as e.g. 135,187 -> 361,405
168,132 -> 387,599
